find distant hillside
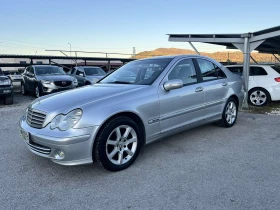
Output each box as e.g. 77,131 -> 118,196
134,48 -> 279,63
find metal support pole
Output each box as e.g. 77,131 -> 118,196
84,60 -> 87,66
272,54 -> 280,62
250,55 -> 258,64
107,60 -> 110,71
242,37 -> 250,109
188,42 -> 200,55
49,59 -> 51,64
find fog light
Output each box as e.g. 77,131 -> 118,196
54,150 -> 65,159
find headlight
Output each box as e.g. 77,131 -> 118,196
0,79 -> 11,86
41,80 -> 51,84
50,109 -> 83,131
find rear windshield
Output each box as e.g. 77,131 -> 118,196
271,66 -> 280,74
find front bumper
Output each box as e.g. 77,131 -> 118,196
0,85 -> 13,96
19,116 -> 99,166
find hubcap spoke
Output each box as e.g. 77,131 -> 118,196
123,127 -> 131,139
108,148 -> 118,159
126,137 -> 137,145
125,148 -> 134,156
118,151 -> 124,164
107,140 -> 118,146
115,127 -> 121,141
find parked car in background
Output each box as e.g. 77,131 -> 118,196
5,70 -> 22,82
21,65 -> 78,98
19,55 -> 243,171
226,65 -> 280,106
0,68 -> 13,105
70,66 -> 106,86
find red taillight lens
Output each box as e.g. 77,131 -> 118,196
275,77 -> 280,82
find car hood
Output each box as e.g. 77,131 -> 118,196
36,75 -> 74,81
30,84 -> 146,114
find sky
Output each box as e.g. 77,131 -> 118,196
0,0 -> 280,57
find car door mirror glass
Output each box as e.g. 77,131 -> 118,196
163,79 -> 183,91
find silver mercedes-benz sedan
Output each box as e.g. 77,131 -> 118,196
19,55 -> 244,171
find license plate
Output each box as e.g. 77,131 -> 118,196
20,128 -> 30,142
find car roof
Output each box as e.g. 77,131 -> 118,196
225,64 -> 272,67
137,54 -> 215,61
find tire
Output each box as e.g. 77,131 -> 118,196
217,97 -> 238,128
21,83 -> 27,95
94,116 -> 142,171
3,95 -> 13,105
35,85 -> 41,98
248,88 -> 270,107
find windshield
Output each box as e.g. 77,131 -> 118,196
271,65 -> 280,74
35,66 -> 66,75
84,67 -> 106,76
99,58 -> 173,85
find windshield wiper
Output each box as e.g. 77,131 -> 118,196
106,81 -> 132,84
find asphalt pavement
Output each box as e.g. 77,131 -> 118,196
0,96 -> 280,210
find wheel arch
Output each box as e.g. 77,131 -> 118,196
92,111 -> 146,156
228,94 -> 239,110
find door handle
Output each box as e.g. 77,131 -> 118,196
195,87 -> 203,92
222,82 -> 228,86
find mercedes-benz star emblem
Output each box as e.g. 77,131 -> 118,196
62,81 -> 66,85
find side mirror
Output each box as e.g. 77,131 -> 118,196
163,79 -> 183,91
79,73 -> 84,77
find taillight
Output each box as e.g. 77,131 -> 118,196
275,77 -> 280,82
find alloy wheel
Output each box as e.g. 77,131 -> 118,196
225,101 -> 237,125
250,90 -> 267,106
106,125 -> 138,165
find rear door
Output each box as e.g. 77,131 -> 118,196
28,66 -> 36,91
23,66 -> 32,91
195,58 -> 229,119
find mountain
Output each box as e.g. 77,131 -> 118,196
134,48 -> 278,63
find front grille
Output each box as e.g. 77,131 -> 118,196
54,81 -> 72,87
26,108 -> 46,129
26,139 -> 51,155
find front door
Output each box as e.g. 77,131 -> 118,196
158,58 -> 205,134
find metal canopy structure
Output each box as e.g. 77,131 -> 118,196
168,25 -> 280,108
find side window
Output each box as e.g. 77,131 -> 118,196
30,66 -> 34,75
76,69 -> 84,76
196,59 -> 217,81
227,67 -> 243,76
197,59 -> 226,81
71,68 -> 76,74
250,67 -> 268,76
215,65 -> 227,78
25,67 -> 30,74
168,59 -> 197,85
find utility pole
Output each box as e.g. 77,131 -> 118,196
133,47 -> 136,58
68,43 -> 72,67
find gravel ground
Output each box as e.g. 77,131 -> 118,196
0,97 -> 280,209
